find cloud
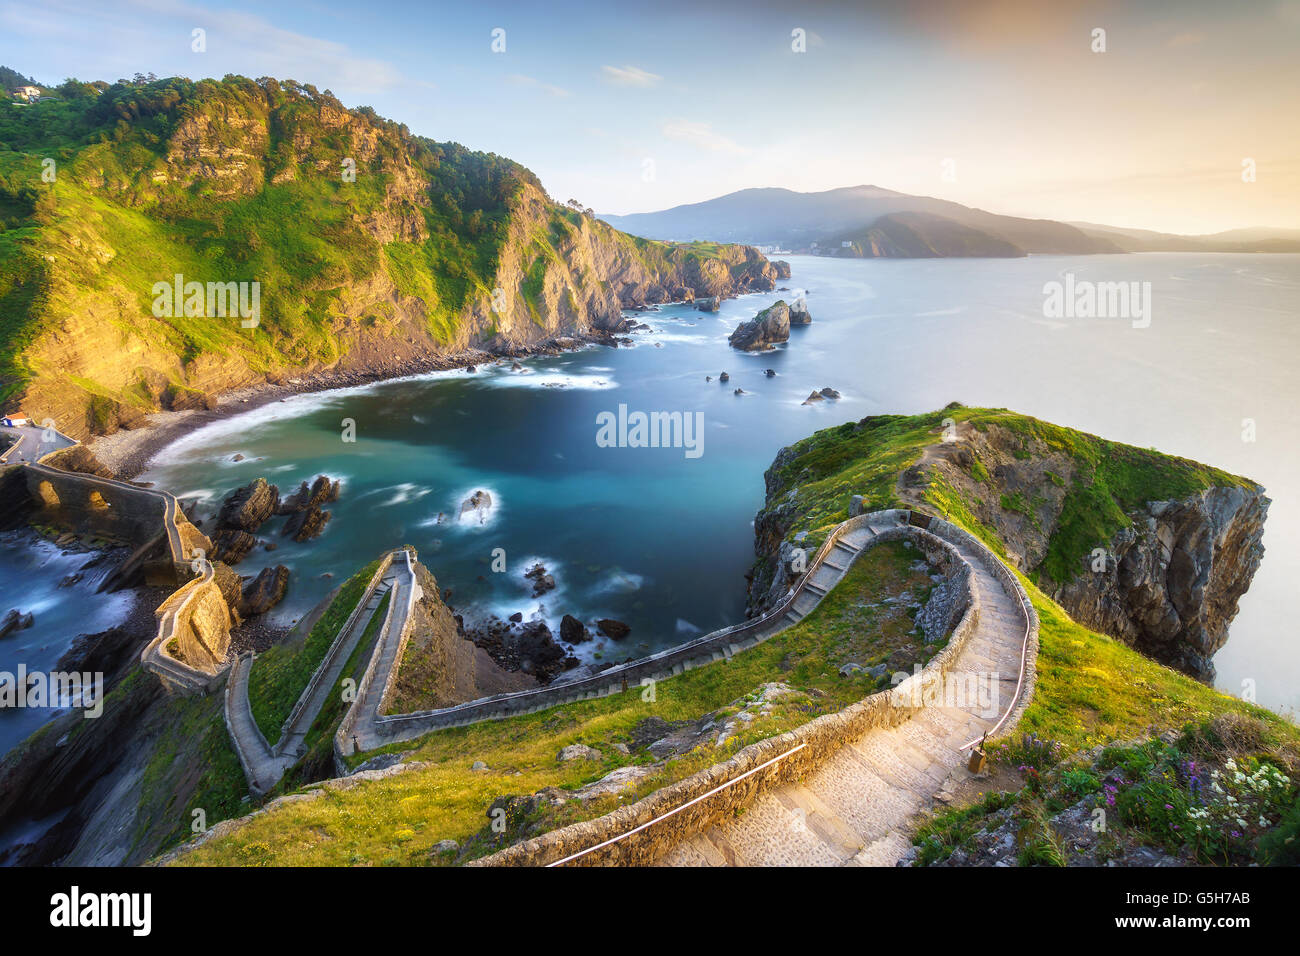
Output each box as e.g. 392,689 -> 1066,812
661,119 -> 748,154
506,74 -> 570,97
601,64 -> 662,87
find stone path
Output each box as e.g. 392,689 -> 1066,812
224,559 -> 402,794
347,552 -> 421,751
655,531 -> 1028,867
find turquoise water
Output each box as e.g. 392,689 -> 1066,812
130,253 -> 1300,713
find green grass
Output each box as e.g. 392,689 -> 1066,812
1014,575 -> 1294,753
169,540 -> 938,865
246,559 -> 380,742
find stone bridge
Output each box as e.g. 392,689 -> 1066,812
8,451 -> 234,692
21,461 -> 210,588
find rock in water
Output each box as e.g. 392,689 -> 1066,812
279,475 -> 339,513
239,565 -> 290,617
282,502 -> 330,541
719,372 -> 730,383
729,300 -> 791,351
560,614 -> 590,644
211,529 -> 257,564
694,296 -> 721,312
459,489 -> 493,523
217,478 -> 279,532
819,387 -> 841,399
0,608 -> 34,639
789,298 -> 812,325
597,618 -> 632,640
524,563 -> 556,596
802,390 -> 825,405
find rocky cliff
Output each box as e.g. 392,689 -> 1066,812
0,75 -> 777,438
748,407 -> 1267,682
386,562 -> 535,713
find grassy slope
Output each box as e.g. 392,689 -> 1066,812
170,540 -> 937,865
246,558 -> 380,742
274,589 -> 392,794
0,77 -> 769,412
0,76 -> 529,404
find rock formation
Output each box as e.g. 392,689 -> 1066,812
597,618 -> 631,640
560,613 -> 590,644
459,489 -> 492,523
216,478 -> 279,533
277,475 -> 339,541
465,616 -> 577,683
238,564 -> 290,617
729,301 -> 791,351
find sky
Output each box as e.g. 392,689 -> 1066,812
2,0 -> 1298,234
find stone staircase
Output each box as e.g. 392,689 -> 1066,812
655,530 -> 1028,867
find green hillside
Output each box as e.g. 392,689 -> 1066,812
0,72 -> 774,434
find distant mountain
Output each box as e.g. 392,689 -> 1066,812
1069,222 -> 1300,253
827,211 -> 1026,258
599,185 -> 1122,257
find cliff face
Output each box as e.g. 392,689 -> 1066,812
0,76 -> 776,438
905,422 -> 1268,682
386,561 -> 535,712
748,408 -> 1268,683
1051,487 -> 1267,679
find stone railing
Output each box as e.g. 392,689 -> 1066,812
375,549 -> 422,718
332,552 -> 408,770
362,510 -> 916,746
918,513 -> 1040,741
139,560 -> 230,695
222,652 -> 274,788
273,552 -> 396,754
472,517 -> 992,866
23,459 -> 196,575
15,436 -> 242,693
